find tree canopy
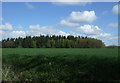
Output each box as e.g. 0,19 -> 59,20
1,35 -> 105,48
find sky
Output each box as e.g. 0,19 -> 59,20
0,2 -> 119,46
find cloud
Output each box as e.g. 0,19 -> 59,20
74,24 -> 118,45
75,25 -> 102,35
2,31 -> 26,39
69,11 -> 97,23
1,23 -> 118,46
59,19 -> 79,27
51,0 -> 91,2
51,0 -> 92,5
0,30 -> 4,37
0,23 -> 13,31
25,3 -> 35,9
29,24 -> 118,46
28,24 -> 70,36
53,2 -> 90,6
98,33 -> 112,39
59,11 -> 97,27
108,23 -> 118,28
112,4 -> 120,15
97,33 -> 118,46
28,24 -> 116,45
89,33 -> 112,40
1,24 -> 71,40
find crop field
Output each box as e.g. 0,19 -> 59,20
2,48 -> 119,82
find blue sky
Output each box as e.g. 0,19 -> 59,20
0,2 -> 119,46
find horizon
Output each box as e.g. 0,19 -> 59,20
1,34 -> 119,46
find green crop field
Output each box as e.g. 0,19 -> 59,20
2,48 -> 119,82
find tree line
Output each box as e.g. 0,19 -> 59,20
1,35 -> 105,48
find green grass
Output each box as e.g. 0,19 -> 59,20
2,48 -> 119,82
2,48 -> 118,57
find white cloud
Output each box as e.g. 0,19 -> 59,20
69,11 -> 97,23
74,24 -> 118,46
0,30 -> 4,40
59,11 -> 97,27
0,23 -> 13,31
108,23 -> 118,28
1,24 -> 70,40
52,2 -> 91,6
9,31 -> 26,38
98,33 -> 111,39
97,33 -> 118,46
59,20 -> 79,27
0,30 -> 4,38
51,0 -> 91,2
25,3 -> 35,9
112,4 -> 120,15
0,22 -> 118,46
2,31 -> 26,39
28,24 -> 70,36
75,25 -> 102,35
29,24 -> 41,31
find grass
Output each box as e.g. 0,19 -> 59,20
2,48 -> 118,57
2,48 -> 119,82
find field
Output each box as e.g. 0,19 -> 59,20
2,48 -> 119,82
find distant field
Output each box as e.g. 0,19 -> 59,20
2,48 -> 118,57
2,48 -> 119,82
